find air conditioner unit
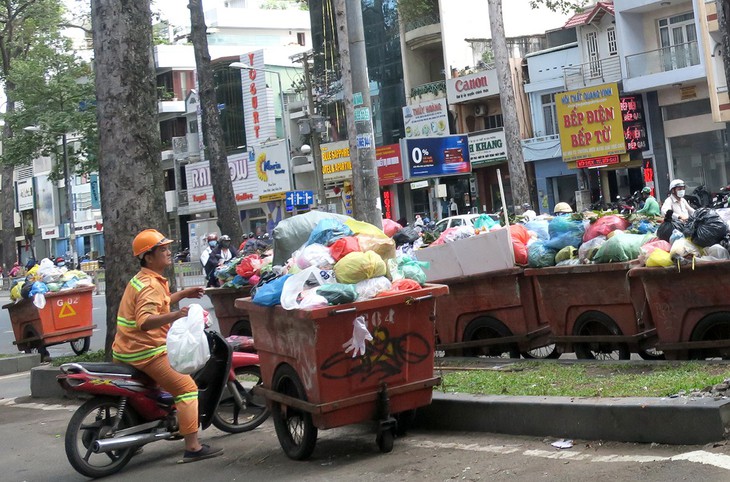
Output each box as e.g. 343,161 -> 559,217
474,104 -> 487,117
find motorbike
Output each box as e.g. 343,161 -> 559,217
58,331 -> 269,478
711,185 -> 730,209
685,184 -> 712,210
174,248 -> 190,263
618,190 -> 643,215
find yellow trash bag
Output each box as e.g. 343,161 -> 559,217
334,251 -> 387,284
344,219 -> 389,239
646,249 -> 673,267
10,281 -> 25,301
355,234 -> 396,261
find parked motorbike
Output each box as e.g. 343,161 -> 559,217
58,331 -> 268,478
618,190 -> 643,215
711,185 -> 730,209
685,184 -> 712,210
174,248 -> 190,263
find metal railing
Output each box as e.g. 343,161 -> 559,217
403,12 -> 441,33
625,41 -> 700,79
410,80 -> 447,99
563,55 -> 622,89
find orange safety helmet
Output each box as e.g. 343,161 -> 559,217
132,229 -> 172,258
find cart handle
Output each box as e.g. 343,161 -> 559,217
326,293 -> 435,315
328,307 -> 357,315
405,294 -> 434,305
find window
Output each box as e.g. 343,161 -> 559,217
662,98 -> 711,120
541,93 -> 558,136
188,120 -> 198,134
297,32 -> 306,46
585,31 -> 601,77
485,114 -> 503,130
658,12 -> 699,70
607,27 -> 617,56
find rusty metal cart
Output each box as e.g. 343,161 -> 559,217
236,284 -> 448,460
205,286 -> 252,336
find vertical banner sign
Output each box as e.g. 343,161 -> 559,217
555,82 -> 626,163
643,158 -> 655,196
36,174 -> 57,228
16,178 -> 34,211
90,174 -> 101,209
240,49 -> 274,147
376,144 -> 404,186
620,96 -> 649,152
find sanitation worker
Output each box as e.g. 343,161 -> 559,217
112,229 -> 223,463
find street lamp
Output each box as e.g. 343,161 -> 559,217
24,125 -> 77,269
229,62 -> 294,192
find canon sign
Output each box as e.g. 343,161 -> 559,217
446,69 -> 499,104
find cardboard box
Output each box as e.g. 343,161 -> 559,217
415,228 -> 514,282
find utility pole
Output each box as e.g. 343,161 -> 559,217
334,0 -> 383,229
297,51 -> 327,209
487,0 -> 530,209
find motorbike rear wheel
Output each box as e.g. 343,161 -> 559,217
212,366 -> 270,433
65,396 -> 138,478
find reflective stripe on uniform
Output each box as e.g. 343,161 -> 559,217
112,345 -> 167,362
116,316 -> 136,329
130,277 -> 145,292
174,391 -> 199,403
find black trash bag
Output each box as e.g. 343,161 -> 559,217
20,280 -> 34,299
656,210 -> 684,243
683,207 -> 729,248
249,271 -> 279,299
392,226 -> 420,247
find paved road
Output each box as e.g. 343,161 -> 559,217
0,293 -> 218,357
1,397 -> 729,481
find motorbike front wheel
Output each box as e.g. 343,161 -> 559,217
65,396 -> 138,478
212,366 -> 270,433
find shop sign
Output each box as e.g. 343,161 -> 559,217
404,135 -> 471,179
259,193 -> 286,202
643,158 -> 655,196
16,179 -> 34,211
410,180 -> 429,190
376,144 -> 404,186
75,220 -> 104,236
402,98 -> 450,139
90,174 -> 101,209
468,129 -> 507,167
382,190 -> 393,219
253,140 -> 291,196
320,141 -> 353,181
239,49 -> 275,147
41,226 -> 59,240
620,96 -> 649,152
575,155 -> 620,169
446,69 -> 499,103
556,82 -> 626,163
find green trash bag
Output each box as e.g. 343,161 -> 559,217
316,283 -> 359,305
474,214 -> 498,230
555,246 -> 577,263
390,256 -> 429,286
594,232 -> 656,263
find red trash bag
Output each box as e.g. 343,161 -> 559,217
236,254 -> 263,278
509,224 -> 532,245
382,219 -> 403,238
513,240 -> 528,265
376,278 -> 421,297
329,236 -> 361,262
583,215 -> 630,242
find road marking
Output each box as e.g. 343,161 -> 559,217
413,441 -> 730,472
0,372 -> 29,381
0,397 -> 76,411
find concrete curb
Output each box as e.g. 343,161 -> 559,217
0,354 -> 40,376
30,365 -> 75,399
416,392 -> 730,445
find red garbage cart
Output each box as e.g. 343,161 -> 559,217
3,286 -> 96,357
525,262 -> 659,360
432,268 -> 553,358
236,284 -> 448,460
628,261 -> 730,359
205,286 -> 252,336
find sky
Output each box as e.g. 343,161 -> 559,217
152,0 -> 571,38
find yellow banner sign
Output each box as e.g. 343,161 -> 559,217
556,82 -> 626,163
259,193 -> 286,202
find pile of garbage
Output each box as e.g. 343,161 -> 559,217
212,250 -> 275,290
251,212 -> 428,309
10,258 -> 94,308
417,208 -> 730,269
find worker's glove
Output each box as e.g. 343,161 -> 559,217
343,316 -> 373,358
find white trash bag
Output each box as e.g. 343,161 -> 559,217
167,304 -> 210,374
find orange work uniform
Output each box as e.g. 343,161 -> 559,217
112,268 -> 198,435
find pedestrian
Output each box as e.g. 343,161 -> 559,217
205,234 -> 239,287
553,202 -> 573,215
414,214 -> 424,227
9,261 -> 21,278
199,233 -> 218,268
661,179 -> 694,221
636,187 -> 661,217
112,229 -> 222,463
449,198 -> 458,216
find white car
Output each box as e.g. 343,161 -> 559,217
433,214 -> 480,235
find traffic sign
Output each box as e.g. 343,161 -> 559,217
285,190 -> 314,208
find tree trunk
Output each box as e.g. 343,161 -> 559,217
487,0 -> 531,209
1,97 -> 16,272
717,1 -> 730,107
334,0 -> 383,228
91,0 -> 167,359
188,0 -> 243,242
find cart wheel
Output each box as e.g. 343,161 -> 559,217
230,320 -> 252,337
271,364 -> 318,460
376,429 -> 394,453
637,348 -> 665,361
394,410 -> 417,436
690,312 -> 730,360
463,317 -> 520,358
573,312 -> 630,361
521,344 -> 561,359
70,337 -> 91,356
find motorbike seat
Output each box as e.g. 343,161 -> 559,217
61,362 -> 147,379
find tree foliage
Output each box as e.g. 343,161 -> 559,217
528,0 -> 588,14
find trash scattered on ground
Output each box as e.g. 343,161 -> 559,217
551,439 -> 574,449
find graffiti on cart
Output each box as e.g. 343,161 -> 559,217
320,324 -> 431,382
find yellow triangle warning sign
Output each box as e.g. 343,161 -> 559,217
59,303 -> 77,318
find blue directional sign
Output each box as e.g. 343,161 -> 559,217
285,190 -> 314,209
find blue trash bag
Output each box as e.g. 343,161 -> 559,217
306,219 -> 354,247
545,216 -> 585,250
29,281 -> 49,296
528,241 -> 557,268
252,274 -> 291,306
524,219 -> 549,240
634,219 -> 657,235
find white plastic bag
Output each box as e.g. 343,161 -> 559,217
280,266 -> 334,310
355,276 -> 392,300
295,243 -> 335,270
33,293 -> 46,309
167,304 -> 210,374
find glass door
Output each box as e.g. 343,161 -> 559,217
659,13 -> 698,71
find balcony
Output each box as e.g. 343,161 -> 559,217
623,41 -> 706,92
404,12 -> 442,50
521,134 -> 562,162
563,56 -> 622,90
409,80 -> 446,102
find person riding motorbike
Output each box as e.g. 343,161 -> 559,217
553,202 -> 573,215
661,179 -> 695,221
112,229 -> 222,463
204,235 -> 239,287
636,187 -> 660,217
